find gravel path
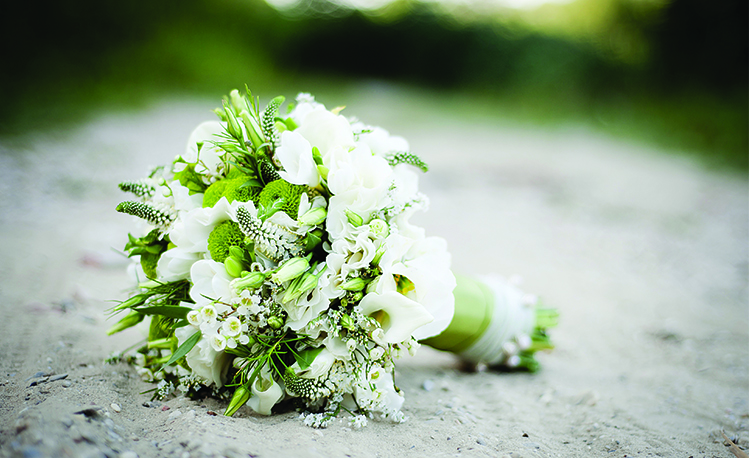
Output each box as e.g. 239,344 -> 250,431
0,89 -> 747,457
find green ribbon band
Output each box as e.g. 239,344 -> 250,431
421,273 -> 495,353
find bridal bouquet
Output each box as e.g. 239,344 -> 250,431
110,87 -> 556,427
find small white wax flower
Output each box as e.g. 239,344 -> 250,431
222,317 -> 242,337
226,337 -> 237,349
238,334 -> 250,345
201,305 -> 217,322
236,305 -> 250,317
210,334 -> 227,352
187,310 -> 202,327
346,339 -> 357,352
369,347 -> 385,360
371,328 -> 386,346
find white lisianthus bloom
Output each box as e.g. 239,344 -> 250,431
175,327 -> 231,387
288,93 -> 326,127
156,247 -> 200,282
276,131 -> 320,188
357,291 -> 433,344
176,121 -> 226,178
168,197 -> 240,254
247,364 -> 284,415
295,109 -> 355,163
189,260 -> 234,313
351,123 -> 410,157
326,145 -> 393,239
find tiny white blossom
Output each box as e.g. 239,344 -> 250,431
223,317 -> 242,337
210,333 -> 227,351
187,310 -> 202,327
201,305 -> 217,322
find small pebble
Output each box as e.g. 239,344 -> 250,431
422,379 -> 435,391
111,403 -> 121,413
120,451 -> 139,458
477,438 -> 487,446
61,380 -> 72,388
161,405 -> 170,411
49,374 -> 68,382
167,410 -> 182,421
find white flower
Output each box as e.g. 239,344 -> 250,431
177,121 -> 226,178
187,310 -> 202,327
294,108 -> 355,162
369,347 -> 385,360
175,327 -> 231,387
247,364 -> 284,415
189,260 -> 234,311
210,333 -> 227,351
200,305 -> 217,322
358,291 -> 433,344
290,348 -> 336,379
222,317 -> 242,337
156,247 -> 200,282
351,123 -> 410,157
276,131 -> 320,188
326,145 -> 393,239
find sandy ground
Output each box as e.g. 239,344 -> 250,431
0,87 -> 747,458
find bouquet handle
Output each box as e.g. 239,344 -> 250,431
422,273 -> 557,371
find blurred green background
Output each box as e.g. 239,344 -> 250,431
1,0 -> 746,169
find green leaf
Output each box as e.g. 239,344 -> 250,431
135,305 -> 193,319
293,347 -> 323,371
161,331 -> 201,370
170,319 -> 189,330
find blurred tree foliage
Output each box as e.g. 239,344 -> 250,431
1,0 -> 746,168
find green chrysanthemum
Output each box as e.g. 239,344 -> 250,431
258,179 -> 306,218
202,180 -> 230,208
207,220 -> 245,262
224,178 -> 261,204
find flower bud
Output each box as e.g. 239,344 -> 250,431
224,384 -> 251,417
229,89 -> 245,113
351,291 -> 363,303
317,165 -> 329,180
240,110 -> 264,149
272,256 -> 310,284
368,219 -> 388,238
340,277 -> 365,291
371,243 -> 386,266
267,315 -> 284,329
282,270 -> 319,303
299,206 -> 327,226
228,246 -> 245,260
340,313 -> 355,331
224,102 -> 243,140
224,256 -> 244,278
233,271 -> 266,292
106,310 -> 144,336
345,209 -> 363,227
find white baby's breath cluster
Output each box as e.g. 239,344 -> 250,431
113,89 -> 456,425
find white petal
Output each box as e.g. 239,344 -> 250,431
358,291 -> 433,343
